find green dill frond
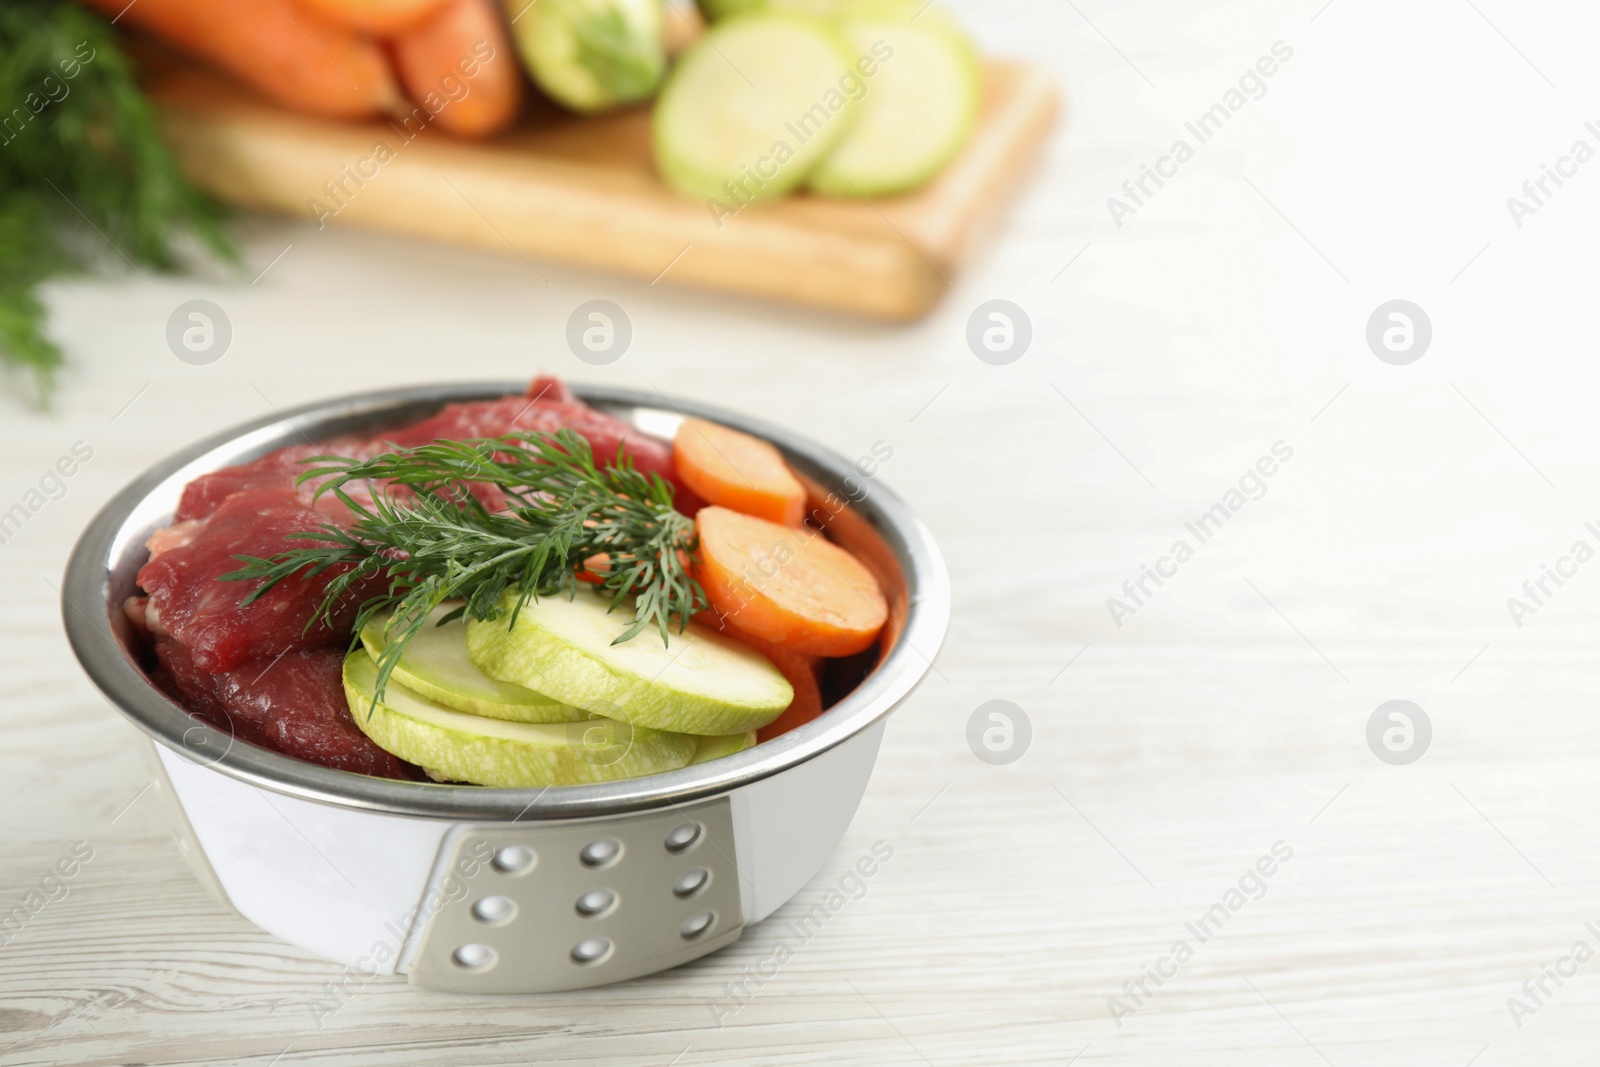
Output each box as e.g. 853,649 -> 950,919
0,1 -> 237,406
222,430 -> 706,705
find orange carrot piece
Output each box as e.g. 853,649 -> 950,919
695,506 -> 887,657
84,0 -> 401,118
296,0 -> 452,33
753,644 -> 824,742
576,552 -> 608,585
675,418 -> 806,527
696,611 -> 825,742
758,667 -> 823,742
391,0 -> 523,137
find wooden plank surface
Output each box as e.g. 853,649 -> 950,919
144,54 -> 1059,322
6,299 -> 1599,1065
5,0 -> 1600,1063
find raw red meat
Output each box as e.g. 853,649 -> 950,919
139,376 -> 691,780
374,388 -> 684,500
175,442 -> 380,522
152,640 -> 414,779
178,382 -> 692,522
526,375 -> 575,404
138,487 -> 378,673
177,444 -> 321,523
153,637 -> 231,724
214,649 -> 415,778
145,520 -> 207,557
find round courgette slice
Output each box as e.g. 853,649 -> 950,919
361,607 -> 586,724
809,2 -> 981,197
466,588 -> 793,736
690,730 -> 759,764
698,0 -> 860,19
653,13 -> 862,204
343,653 -> 697,787
506,0 -> 667,113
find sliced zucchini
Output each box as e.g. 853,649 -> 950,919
653,13 -> 861,204
506,0 -> 666,113
697,0 -> 762,17
690,730 -> 758,764
809,2 -> 981,197
361,607 -> 585,724
465,588 -> 793,735
697,0 -> 858,20
343,653 -> 696,787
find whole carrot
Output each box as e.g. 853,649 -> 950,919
296,0 -> 453,34
82,0 -> 401,118
391,0 -> 523,137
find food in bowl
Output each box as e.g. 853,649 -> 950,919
65,382 -> 945,992
122,376 -> 888,788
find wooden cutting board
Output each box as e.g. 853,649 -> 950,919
145,46 -> 1058,321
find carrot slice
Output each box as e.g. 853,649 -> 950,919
297,0 -> 451,33
752,643 -> 824,742
84,0 -> 401,119
675,418 -> 806,527
391,0 -> 524,137
696,612 -> 824,742
695,506 -> 886,657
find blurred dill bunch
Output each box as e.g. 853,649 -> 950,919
0,0 -> 234,406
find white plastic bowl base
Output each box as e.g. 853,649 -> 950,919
156,722 -> 885,978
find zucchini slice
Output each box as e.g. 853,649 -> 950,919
466,588 -> 793,736
809,2 -> 981,197
690,730 -> 758,764
361,607 -> 586,724
506,0 -> 667,113
343,653 -> 697,787
653,13 -> 862,204
697,0 -> 858,19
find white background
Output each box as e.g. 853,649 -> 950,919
5,0 -> 1600,1063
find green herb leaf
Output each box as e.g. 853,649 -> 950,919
221,430 -> 707,707
0,1 -> 236,406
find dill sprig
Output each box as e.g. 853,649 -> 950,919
1,1 -> 236,405
221,430 -> 707,707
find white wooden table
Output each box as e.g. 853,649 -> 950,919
5,1 -> 1599,1063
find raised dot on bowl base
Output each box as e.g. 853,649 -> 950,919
471,896 -> 516,924
492,845 -> 535,875
571,937 -> 612,964
664,823 -> 701,853
452,944 -> 497,970
681,912 -> 716,940
579,838 -> 621,868
673,868 -> 709,899
576,888 -> 617,917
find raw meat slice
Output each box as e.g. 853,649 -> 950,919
176,383 -> 693,522
151,639 -> 414,779
176,444 -> 326,523
153,637 -> 232,724
174,440 -> 382,523
215,648 -> 416,778
526,375 -> 575,404
138,487 -> 379,673
375,393 -> 684,500
136,377 -> 700,781
146,519 -> 207,558
123,595 -> 156,642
